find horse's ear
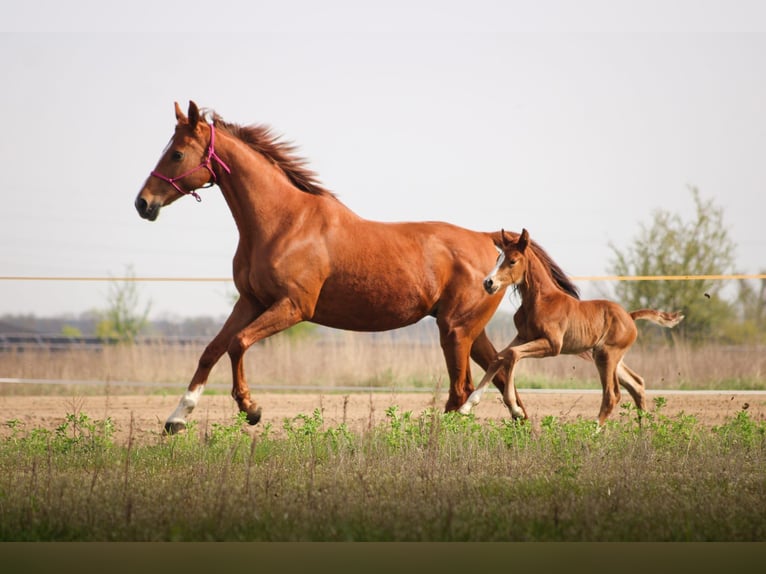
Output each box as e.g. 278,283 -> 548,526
174,101 -> 188,124
500,228 -> 512,249
518,228 -> 530,252
188,101 -> 200,130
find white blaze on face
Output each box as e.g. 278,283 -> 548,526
485,248 -> 506,287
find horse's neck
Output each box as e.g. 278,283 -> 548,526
214,135 -> 334,241
518,253 -> 561,303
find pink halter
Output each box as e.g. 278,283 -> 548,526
150,123 -> 232,202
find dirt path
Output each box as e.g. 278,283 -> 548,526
1,390 -> 763,445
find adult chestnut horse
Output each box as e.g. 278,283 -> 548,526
135,101 -> 578,434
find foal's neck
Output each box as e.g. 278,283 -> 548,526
518,251 -> 563,302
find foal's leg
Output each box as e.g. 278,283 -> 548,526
165,297 -> 260,434
593,349 -> 621,425
470,330 -> 528,417
462,337 -> 555,419
616,361 -> 646,411
499,339 -> 557,419
461,335 -> 522,414
458,350 -> 508,415
470,330 -> 506,394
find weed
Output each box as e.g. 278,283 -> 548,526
713,410 -> 766,450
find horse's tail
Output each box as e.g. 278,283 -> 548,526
630,309 -> 684,328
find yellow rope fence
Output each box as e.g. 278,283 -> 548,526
0,274 -> 764,283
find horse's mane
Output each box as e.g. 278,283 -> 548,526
528,240 -> 580,299
209,111 -> 336,200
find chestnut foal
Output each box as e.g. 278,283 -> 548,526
459,229 -> 683,425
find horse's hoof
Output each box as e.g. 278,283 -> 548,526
510,408 -> 526,420
246,406 -> 263,426
164,420 -> 187,435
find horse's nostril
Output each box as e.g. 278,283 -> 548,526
135,197 -> 148,213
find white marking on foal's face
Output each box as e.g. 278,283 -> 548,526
489,250 -> 505,278
483,249 -> 506,294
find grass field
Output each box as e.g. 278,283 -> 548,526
1,398 -> 764,541
1,334 -> 764,541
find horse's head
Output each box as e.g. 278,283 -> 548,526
483,228 -> 530,294
135,101 -> 229,221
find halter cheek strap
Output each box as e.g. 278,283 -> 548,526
150,123 -> 232,202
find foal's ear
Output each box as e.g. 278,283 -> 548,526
174,101 -> 188,124
518,228 -> 530,252
500,228 -> 513,249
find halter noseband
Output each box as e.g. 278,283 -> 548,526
150,123 -> 232,202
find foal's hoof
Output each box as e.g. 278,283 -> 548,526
163,420 -> 187,435
245,406 -> 263,426
458,403 -> 475,416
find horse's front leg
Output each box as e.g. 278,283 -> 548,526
501,338 -> 558,420
165,298 -> 261,434
227,297 -> 305,425
459,338 -> 520,415
460,337 -> 521,415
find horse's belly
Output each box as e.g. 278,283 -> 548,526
311,285 -> 434,332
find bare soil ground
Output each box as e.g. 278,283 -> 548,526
1,390 -> 764,445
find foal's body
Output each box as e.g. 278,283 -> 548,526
460,229 -> 683,424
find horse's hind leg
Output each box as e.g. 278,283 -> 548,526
617,361 -> 646,411
500,352 -> 526,420
593,349 -> 621,425
164,298 -> 260,434
437,318 -> 478,412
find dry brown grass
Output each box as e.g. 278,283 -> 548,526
1,329 -> 763,393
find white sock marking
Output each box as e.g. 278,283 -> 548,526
166,386 -> 204,425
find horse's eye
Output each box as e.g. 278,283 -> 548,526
171,150 -> 184,162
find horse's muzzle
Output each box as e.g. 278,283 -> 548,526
135,196 -> 160,221
483,277 -> 498,294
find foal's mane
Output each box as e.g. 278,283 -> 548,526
209,112 -> 336,199
528,240 -> 580,299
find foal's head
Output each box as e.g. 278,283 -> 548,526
483,228 -> 530,294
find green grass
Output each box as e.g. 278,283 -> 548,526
1,399 -> 765,541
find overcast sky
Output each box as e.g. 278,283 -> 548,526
1,1 -> 764,321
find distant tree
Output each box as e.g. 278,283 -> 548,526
95,266 -> 151,343
60,325 -> 83,338
609,187 -> 737,342
728,274 -> 766,343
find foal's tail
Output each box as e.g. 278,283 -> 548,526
630,309 -> 684,328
